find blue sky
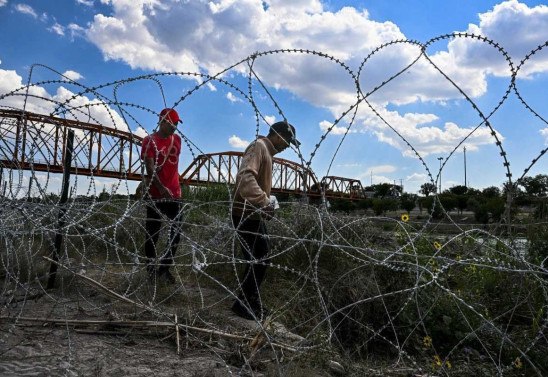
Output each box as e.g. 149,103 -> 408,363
0,0 -> 547,194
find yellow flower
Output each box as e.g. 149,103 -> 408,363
514,357 -> 522,369
433,241 -> 442,250
401,213 -> 409,222
433,355 -> 442,367
423,336 -> 432,348
445,360 -> 452,369
465,264 -> 477,274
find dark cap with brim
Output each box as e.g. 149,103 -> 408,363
270,121 -> 300,147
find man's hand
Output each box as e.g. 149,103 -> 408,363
158,185 -> 174,198
261,203 -> 275,220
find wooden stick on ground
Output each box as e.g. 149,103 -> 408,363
36,257 -> 300,353
175,314 -> 181,355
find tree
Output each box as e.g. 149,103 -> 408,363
519,174 -> 548,198
482,186 -> 501,198
449,185 -> 468,195
439,193 -> 457,213
456,195 -> 468,214
400,193 -> 417,213
365,183 -> 400,198
420,182 -> 437,197
422,196 -> 444,219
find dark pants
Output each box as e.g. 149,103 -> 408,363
232,214 -> 270,305
144,201 -> 182,269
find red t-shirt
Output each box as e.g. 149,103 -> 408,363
140,133 -> 182,199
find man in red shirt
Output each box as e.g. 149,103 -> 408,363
140,108 -> 182,283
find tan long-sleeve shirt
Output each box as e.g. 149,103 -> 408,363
232,136 -> 276,218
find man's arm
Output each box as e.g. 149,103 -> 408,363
236,147 -> 274,218
144,157 -> 173,198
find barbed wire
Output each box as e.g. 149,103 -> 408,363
1,33 -> 548,376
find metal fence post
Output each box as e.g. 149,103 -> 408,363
47,129 -> 75,289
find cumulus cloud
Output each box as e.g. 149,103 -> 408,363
368,175 -> 393,185
80,1 -> 545,109
319,120 -> 353,135
540,128 -> 548,145
14,3 -> 37,18
406,172 -> 429,182
76,0 -> 94,6
228,135 -> 250,149
0,66 -> 128,132
0,0 -> 8,7
354,165 -> 397,183
343,106 -> 500,157
62,70 -> 84,81
448,0 -> 548,78
0,68 -> 52,114
74,1 -> 546,158
52,86 -> 129,131
226,92 -> 242,103
67,23 -> 86,40
133,126 -> 148,138
49,22 -> 65,36
264,115 -> 276,125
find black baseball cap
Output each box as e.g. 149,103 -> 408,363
270,121 -> 301,147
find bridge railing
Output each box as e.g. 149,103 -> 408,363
0,109 -> 144,180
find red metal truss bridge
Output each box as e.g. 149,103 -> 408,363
1,109 -> 367,200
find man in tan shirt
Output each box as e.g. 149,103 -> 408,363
231,121 -> 300,320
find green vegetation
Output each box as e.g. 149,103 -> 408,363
3,179 -> 547,375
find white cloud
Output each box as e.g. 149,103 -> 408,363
133,126 -> 148,138
80,1 -> 547,115
264,115 -> 276,125
67,23 -> 86,40
76,0 -> 94,6
540,128 -> 548,145
62,70 -> 84,81
14,3 -> 37,18
319,120 -> 353,135
353,107 -> 500,157
0,68 -> 52,114
226,92 -> 242,103
406,173 -> 428,182
228,135 -> 250,149
52,86 -> 129,131
71,1 -> 546,162
49,23 -> 65,36
355,165 -> 397,183
83,1 -> 403,85
0,66 -> 128,132
0,1 -> 8,8
368,175 -> 393,185
448,0 -> 548,78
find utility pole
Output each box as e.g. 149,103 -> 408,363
370,170 -> 373,186
463,146 -> 467,188
437,157 -> 444,193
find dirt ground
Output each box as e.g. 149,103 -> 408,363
0,272 -> 324,377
